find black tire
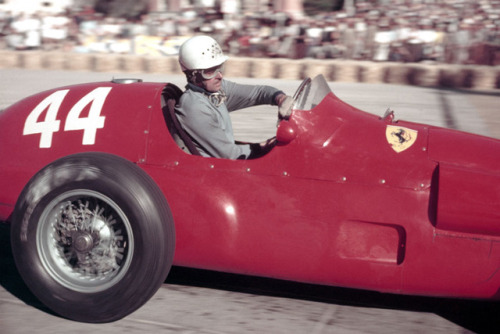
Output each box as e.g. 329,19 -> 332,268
11,152 -> 175,323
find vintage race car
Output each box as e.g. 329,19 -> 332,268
0,75 -> 499,323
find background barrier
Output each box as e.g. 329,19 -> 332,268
1,50 -> 499,90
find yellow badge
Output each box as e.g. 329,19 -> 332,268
386,126 -> 418,153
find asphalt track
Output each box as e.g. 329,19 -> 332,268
0,69 -> 499,333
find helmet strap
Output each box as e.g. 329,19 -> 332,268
184,70 -> 205,85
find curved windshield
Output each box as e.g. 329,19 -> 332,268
292,75 -> 332,111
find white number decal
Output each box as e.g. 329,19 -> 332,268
64,87 -> 111,145
23,90 -> 68,148
23,87 -> 112,148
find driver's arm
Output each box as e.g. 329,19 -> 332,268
223,80 -> 286,111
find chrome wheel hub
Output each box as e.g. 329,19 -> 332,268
36,190 -> 134,293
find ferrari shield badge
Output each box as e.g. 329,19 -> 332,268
386,126 -> 418,153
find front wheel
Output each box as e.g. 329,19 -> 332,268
11,152 -> 175,323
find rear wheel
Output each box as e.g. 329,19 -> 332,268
11,152 -> 175,323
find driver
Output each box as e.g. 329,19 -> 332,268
175,35 -> 293,159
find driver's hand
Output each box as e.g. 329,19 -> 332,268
249,137 -> 276,159
260,137 -> 276,150
277,95 -> 293,119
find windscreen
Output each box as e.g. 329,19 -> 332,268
292,75 -> 331,111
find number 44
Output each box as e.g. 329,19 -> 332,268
23,87 -> 112,148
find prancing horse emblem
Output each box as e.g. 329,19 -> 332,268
386,126 -> 418,153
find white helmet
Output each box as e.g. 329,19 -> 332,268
179,35 -> 228,71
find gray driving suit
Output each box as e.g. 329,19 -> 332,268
175,80 -> 283,159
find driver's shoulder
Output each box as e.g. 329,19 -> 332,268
178,89 -> 209,108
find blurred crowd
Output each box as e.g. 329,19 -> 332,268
1,0 -> 500,65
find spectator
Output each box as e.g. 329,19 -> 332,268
0,0 -> 499,65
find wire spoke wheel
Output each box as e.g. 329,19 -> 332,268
11,153 -> 175,323
37,190 -> 133,293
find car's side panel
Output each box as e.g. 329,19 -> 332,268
425,127 -> 500,236
144,89 -> 500,299
428,127 -> 500,173
0,81 -> 164,220
435,164 -> 500,235
402,227 -> 500,299
144,161 -> 407,293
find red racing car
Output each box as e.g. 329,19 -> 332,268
0,75 -> 499,323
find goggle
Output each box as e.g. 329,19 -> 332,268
200,63 -> 225,80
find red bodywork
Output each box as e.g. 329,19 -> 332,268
1,76 -> 499,300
